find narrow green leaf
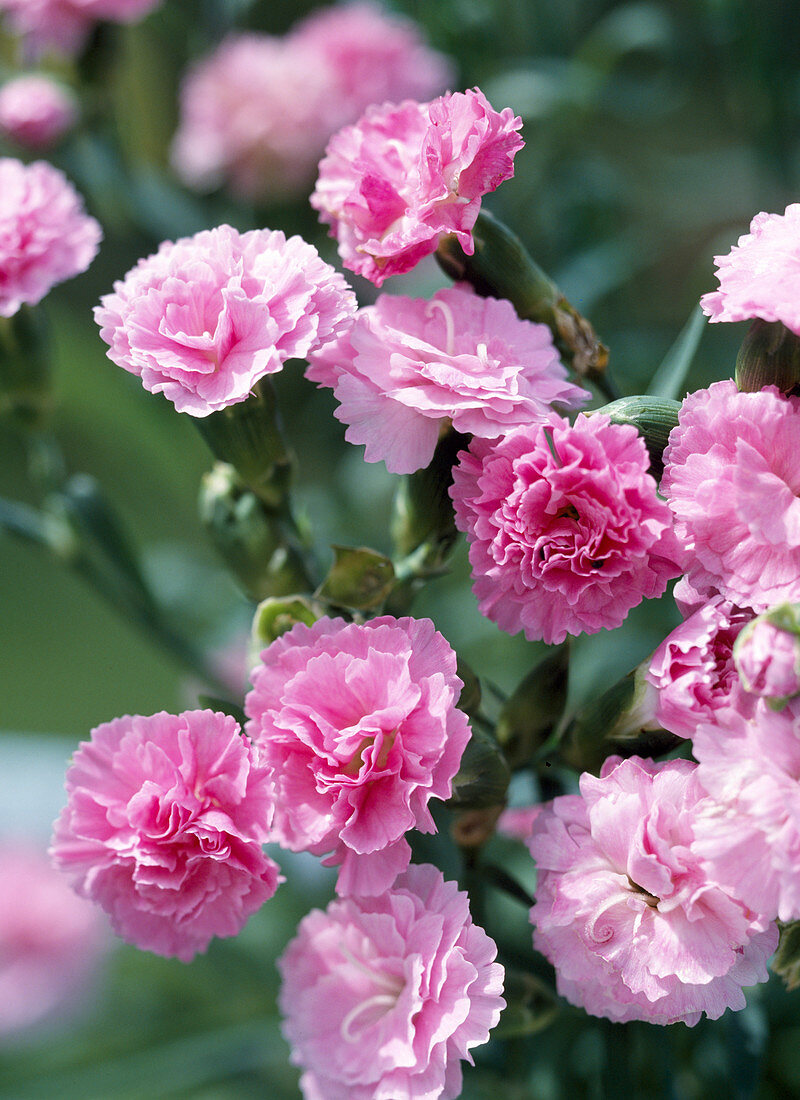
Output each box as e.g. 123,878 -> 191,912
647,305 -> 706,400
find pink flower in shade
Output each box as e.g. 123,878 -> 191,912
311,88 -> 524,286
661,380 -> 800,611
693,702 -> 800,922
50,710 -> 282,962
646,596 -> 756,739
244,616 -> 471,897
734,612 -> 800,702
0,0 -> 161,57
701,204 -> 800,334
292,2 -> 453,121
277,863 -> 505,1100
306,285 -> 590,474
0,157 -> 100,317
529,756 -> 777,1027
0,842 -> 106,1036
0,74 -> 76,148
450,415 -> 683,645
496,804 -> 543,842
94,225 -> 356,416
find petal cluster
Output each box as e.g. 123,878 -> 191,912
0,0 -> 161,56
0,75 -> 76,148
312,88 -> 524,285
94,225 -> 357,416
700,204 -> 800,334
529,756 -> 777,1026
0,157 -> 101,317
50,709 -> 281,962
244,615 -> 471,897
734,614 -> 800,701
306,285 -> 590,473
277,863 -> 505,1100
662,379 -> 800,610
450,414 -> 682,645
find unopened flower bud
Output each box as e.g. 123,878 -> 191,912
250,596 -> 320,657
590,395 -> 680,480
735,319 -> 800,394
315,545 -> 395,611
734,603 -> 800,707
495,645 -> 569,769
448,726 -> 511,811
773,921 -> 800,991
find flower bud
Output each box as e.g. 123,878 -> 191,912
448,726 -> 511,811
251,595 -> 320,653
773,921 -> 800,991
590,395 -> 680,480
315,545 -> 395,611
495,645 -> 569,769
733,603 -> 800,707
735,319 -> 800,394
492,970 -> 559,1038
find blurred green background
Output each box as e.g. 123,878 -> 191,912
1,0 -> 799,1096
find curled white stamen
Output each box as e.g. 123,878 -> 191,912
338,941 -> 403,994
426,298 -> 456,356
340,994 -> 399,1042
476,341 -> 490,366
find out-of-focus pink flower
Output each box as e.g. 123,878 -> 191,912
0,157 -> 100,317
450,415 -> 682,645
306,285 -> 590,474
0,74 -> 76,147
497,804 -> 543,842
701,205 -> 800,334
277,863 -> 505,1100
529,756 -> 777,1026
245,616 -> 471,897
0,841 -> 106,1036
50,710 -> 282,962
734,612 -> 800,702
693,702 -> 800,922
662,380 -> 800,611
312,88 -> 524,286
0,0 -> 161,57
94,224 -> 356,416
646,596 -> 755,738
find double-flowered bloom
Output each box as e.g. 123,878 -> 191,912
0,0 -> 161,56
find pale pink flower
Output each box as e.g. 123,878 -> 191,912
94,224 -> 356,416
244,616 -> 471,897
693,702 -> 800,922
646,596 -> 755,738
277,863 -> 504,1100
0,74 -> 76,147
701,204 -> 800,333
0,842 -> 106,1036
662,380 -> 800,611
497,804 -> 543,842
312,88 -> 524,285
0,0 -> 161,57
306,285 -> 590,474
0,157 -> 100,317
50,710 -> 281,962
450,415 -> 682,645
734,613 -> 800,702
529,756 -> 777,1026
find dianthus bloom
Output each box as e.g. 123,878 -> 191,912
734,611 -> 800,702
450,414 -> 682,645
278,863 -> 505,1100
693,702 -> 800,922
245,616 -> 471,896
94,225 -> 356,416
312,88 -> 524,285
646,595 -> 755,739
529,756 -> 777,1026
50,710 -> 281,962
0,157 -> 101,317
0,0 -> 161,57
701,204 -> 800,333
306,285 -> 590,474
661,380 -> 800,610
0,75 -> 76,148
0,842 -> 106,1036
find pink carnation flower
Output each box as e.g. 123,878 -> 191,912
0,842 -> 106,1036
277,863 -> 505,1100
50,709 -> 282,962
450,415 -> 682,645
646,596 -> 755,738
306,285 -> 590,474
0,74 -> 76,148
701,204 -> 800,333
94,224 -> 356,416
662,379 -> 800,610
734,613 -> 800,702
529,756 -> 777,1026
312,88 -> 524,286
244,615 -> 471,897
0,0 -> 161,57
693,702 -> 800,922
0,157 -> 101,317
